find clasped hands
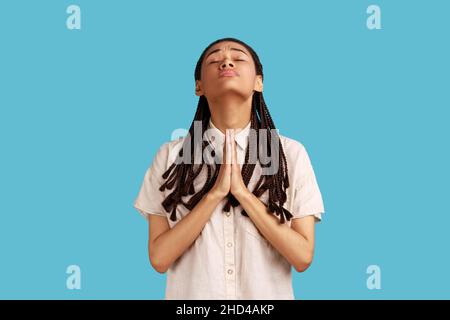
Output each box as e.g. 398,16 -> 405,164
209,129 -> 250,201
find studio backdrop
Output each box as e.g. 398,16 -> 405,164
0,0 -> 449,299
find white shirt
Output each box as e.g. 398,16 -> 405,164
133,118 -> 325,299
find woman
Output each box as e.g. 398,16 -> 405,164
133,37 -> 325,299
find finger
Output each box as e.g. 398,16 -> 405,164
222,129 -> 227,165
231,129 -> 238,166
230,130 -> 239,174
226,129 -> 232,165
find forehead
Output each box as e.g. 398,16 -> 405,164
204,41 -> 250,57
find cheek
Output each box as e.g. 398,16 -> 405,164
239,68 -> 258,86
239,63 -> 257,77
203,63 -> 219,76
201,70 -> 217,91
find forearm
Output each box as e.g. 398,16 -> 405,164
235,191 -> 314,272
151,191 -> 222,272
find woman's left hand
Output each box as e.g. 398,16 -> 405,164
228,129 -> 251,199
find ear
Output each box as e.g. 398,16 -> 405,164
254,75 -> 263,92
195,80 -> 204,96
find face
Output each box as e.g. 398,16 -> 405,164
195,41 -> 263,100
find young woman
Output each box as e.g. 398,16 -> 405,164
134,38 -> 325,299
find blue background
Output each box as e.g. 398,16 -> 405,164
0,0 -> 449,299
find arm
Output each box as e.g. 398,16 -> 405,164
148,137 -> 232,274
148,191 -> 223,273
234,191 -> 315,272
228,129 -> 315,272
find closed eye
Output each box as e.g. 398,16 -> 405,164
208,59 -> 246,64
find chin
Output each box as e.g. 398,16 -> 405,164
212,88 -> 251,101
218,85 -> 244,93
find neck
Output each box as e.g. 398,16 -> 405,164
208,94 -> 252,135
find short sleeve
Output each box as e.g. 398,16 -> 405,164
133,143 -> 170,220
290,143 -> 325,223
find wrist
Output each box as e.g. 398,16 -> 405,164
232,188 -> 252,203
206,190 -> 225,203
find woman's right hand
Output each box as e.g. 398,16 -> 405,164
208,130 -> 232,200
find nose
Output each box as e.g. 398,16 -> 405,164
220,59 -> 234,70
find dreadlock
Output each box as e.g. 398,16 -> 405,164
159,37 -> 293,224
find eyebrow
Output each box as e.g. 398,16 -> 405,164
205,47 -> 249,59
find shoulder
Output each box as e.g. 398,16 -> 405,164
149,137 -> 184,172
278,134 -> 307,161
278,134 -> 319,181
156,137 -> 184,156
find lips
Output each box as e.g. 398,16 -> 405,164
219,69 -> 238,77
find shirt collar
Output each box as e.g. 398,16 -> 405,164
205,118 -> 251,151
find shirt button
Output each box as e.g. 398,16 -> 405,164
225,212 -> 231,217
227,242 -> 233,247
227,269 -> 233,275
